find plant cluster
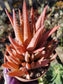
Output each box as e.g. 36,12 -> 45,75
2,1 -> 60,79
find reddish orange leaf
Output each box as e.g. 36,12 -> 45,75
15,52 -> 24,61
36,5 -> 48,31
26,63 -> 31,69
13,9 -> 24,44
9,36 -> 26,54
35,59 -> 49,68
5,9 -> 14,27
25,51 -> 30,62
23,0 -> 31,47
8,67 -> 26,76
5,54 -> 12,63
7,61 -> 19,69
33,47 -> 45,53
27,25 -> 44,51
40,25 -> 60,47
19,9 -> 24,36
50,53 -> 57,62
2,64 -> 13,70
30,7 -> 36,36
9,56 -> 21,65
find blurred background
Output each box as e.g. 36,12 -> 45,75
0,0 -> 63,84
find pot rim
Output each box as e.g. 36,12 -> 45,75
15,64 -> 50,82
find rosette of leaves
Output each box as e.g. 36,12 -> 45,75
2,0 -> 60,80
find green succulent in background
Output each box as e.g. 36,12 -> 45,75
39,63 -> 63,84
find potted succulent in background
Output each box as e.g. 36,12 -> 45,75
2,0 -> 60,82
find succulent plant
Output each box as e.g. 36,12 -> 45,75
2,0 -> 60,80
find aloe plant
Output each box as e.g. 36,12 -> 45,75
2,0 -> 60,80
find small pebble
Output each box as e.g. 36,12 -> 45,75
36,73 -> 40,77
